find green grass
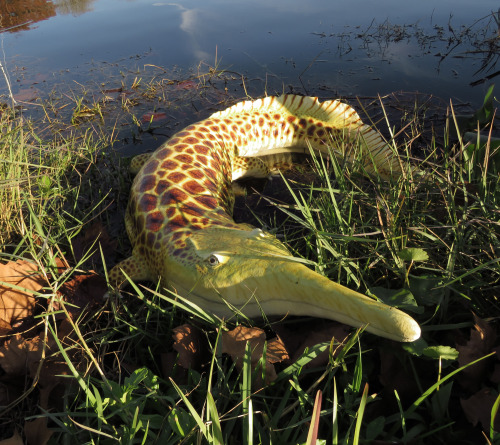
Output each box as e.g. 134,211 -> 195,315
0,83 -> 499,444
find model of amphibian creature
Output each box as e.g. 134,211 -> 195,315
110,95 -> 420,342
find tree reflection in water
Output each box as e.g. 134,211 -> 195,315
0,0 -> 96,32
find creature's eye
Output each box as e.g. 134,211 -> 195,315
207,254 -> 220,267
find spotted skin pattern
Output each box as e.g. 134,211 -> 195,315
110,93 -> 401,287
109,95 -> 420,342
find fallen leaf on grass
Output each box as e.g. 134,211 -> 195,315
460,388 -> 500,433
0,431 -> 23,445
0,260 -> 46,332
222,326 -> 289,385
456,314 -> 497,392
57,273 -> 107,316
172,324 -> 208,370
24,417 -> 53,445
0,334 -> 44,375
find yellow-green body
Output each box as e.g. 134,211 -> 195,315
110,95 -> 420,342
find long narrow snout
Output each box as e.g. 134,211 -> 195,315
257,261 -> 421,342
183,250 -> 420,342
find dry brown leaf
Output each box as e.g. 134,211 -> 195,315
460,388 -> 500,433
0,334 -> 44,375
0,430 -> 23,445
0,260 -> 45,328
24,417 -> 54,445
221,326 -> 289,385
172,324 -> 207,369
456,314 -> 497,392
57,272 -> 106,316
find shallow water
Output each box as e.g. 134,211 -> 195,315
0,0 -> 498,108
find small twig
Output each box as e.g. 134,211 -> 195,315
0,33 -> 16,107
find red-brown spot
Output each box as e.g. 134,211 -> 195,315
166,207 -> 176,218
155,147 -> 173,159
298,118 -> 307,128
273,129 -> 279,137
307,125 -> 316,137
167,171 -> 187,183
175,154 -> 193,164
220,123 -> 228,132
204,120 -> 213,126
161,188 -> 188,206
317,129 -> 325,138
138,175 -> 156,193
183,137 -> 199,145
182,206 -> 202,217
189,169 -> 204,180
245,123 -> 251,131
198,126 -> 210,133
194,144 -> 209,155
146,211 -> 164,232
174,143 -> 188,152
273,113 -> 281,120
161,160 -> 178,170
194,132 -> 204,139
184,180 -> 205,194
258,117 -> 264,127
155,180 -> 169,194
139,194 -> 157,212
211,125 -> 220,132
175,131 -> 190,138
230,131 -> 237,141
287,115 -> 296,123
196,155 -> 208,165
168,137 -> 181,145
142,159 -> 159,175
166,207 -> 177,219
195,195 -> 218,209
169,215 -> 187,229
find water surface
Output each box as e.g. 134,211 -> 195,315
1,0 -> 498,108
